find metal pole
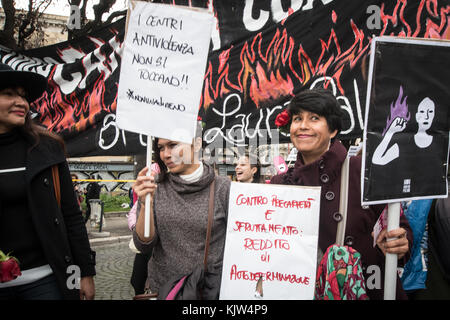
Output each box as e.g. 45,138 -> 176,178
383,202 -> 401,300
98,200 -> 104,233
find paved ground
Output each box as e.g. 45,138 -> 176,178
87,213 -> 136,300
92,242 -> 135,300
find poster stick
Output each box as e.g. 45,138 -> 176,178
383,202 -> 401,300
144,135 -> 152,238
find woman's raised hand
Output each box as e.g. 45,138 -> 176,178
132,167 -> 157,204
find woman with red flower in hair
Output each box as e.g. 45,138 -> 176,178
271,88 -> 412,300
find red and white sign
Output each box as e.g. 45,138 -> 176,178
219,182 -> 321,300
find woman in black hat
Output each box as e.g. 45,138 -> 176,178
0,64 -> 96,300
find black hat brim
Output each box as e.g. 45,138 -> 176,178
0,70 -> 48,102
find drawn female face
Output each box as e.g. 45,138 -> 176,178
415,98 -> 435,131
289,110 -> 337,164
158,138 -> 196,175
0,86 -> 29,134
235,156 -> 257,183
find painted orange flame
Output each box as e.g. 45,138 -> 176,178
34,71 -> 113,134
200,0 -> 448,115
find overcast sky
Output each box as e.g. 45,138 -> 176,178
14,0 -> 129,19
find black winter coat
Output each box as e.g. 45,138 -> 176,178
0,135 -> 96,299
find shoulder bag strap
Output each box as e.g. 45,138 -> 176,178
51,164 -> 61,208
335,156 -> 350,246
203,178 -> 216,270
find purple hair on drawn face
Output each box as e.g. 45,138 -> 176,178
382,86 -> 411,136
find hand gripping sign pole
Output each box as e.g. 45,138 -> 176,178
383,202 -> 401,300
144,138 -> 162,238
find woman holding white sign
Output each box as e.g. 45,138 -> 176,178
271,88 -> 413,300
132,123 -> 231,297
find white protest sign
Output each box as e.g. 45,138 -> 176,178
116,1 -> 213,143
219,182 -> 321,300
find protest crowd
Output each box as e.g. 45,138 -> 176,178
0,0 -> 449,303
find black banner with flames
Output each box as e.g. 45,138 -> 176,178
0,0 -> 448,156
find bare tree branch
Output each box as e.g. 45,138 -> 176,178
0,0 -> 18,49
104,9 -> 127,25
69,0 -> 126,41
1,0 -> 128,48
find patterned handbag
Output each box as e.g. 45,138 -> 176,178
314,156 -> 369,300
315,245 -> 369,300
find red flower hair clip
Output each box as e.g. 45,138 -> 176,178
275,110 -> 291,134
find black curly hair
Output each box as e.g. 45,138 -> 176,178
287,88 -> 344,137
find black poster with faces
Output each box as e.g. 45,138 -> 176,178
362,37 -> 450,205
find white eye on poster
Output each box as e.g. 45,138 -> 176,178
219,182 -> 321,300
116,1 -> 213,144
